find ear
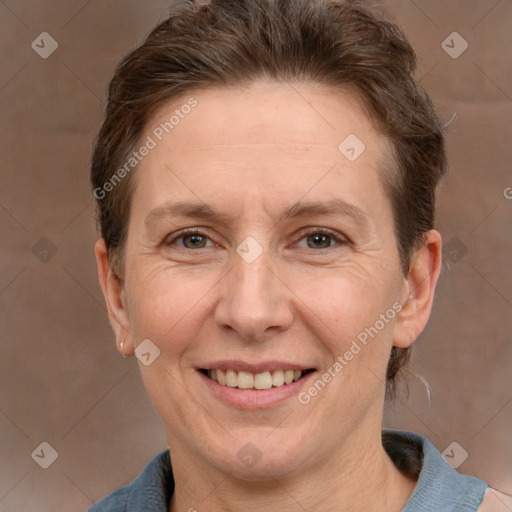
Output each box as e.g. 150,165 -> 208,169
393,230 -> 443,349
95,238 -> 134,357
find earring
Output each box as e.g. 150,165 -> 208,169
119,340 -> 127,358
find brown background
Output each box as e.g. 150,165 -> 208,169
0,1 -> 511,510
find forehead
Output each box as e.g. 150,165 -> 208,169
148,81 -> 384,152
131,81 -> 392,220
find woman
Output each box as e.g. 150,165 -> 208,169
89,0 -> 508,510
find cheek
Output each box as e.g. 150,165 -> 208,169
125,265 -> 219,349
289,268 -> 401,387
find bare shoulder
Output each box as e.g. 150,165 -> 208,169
478,488 -> 512,512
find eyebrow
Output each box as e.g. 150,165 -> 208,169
279,199 -> 368,226
144,198 -> 369,231
145,201 -> 231,231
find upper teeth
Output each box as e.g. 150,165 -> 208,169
207,369 -> 303,389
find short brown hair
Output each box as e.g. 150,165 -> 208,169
91,0 -> 447,400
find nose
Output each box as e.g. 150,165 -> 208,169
214,248 -> 294,342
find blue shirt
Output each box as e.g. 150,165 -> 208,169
89,430 -> 487,511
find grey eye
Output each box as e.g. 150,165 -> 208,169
306,233 -> 334,249
182,234 -> 209,249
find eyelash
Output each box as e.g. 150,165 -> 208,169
164,227 -> 348,251
164,228 -> 217,249
295,227 -> 348,249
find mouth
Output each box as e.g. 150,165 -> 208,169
199,368 -> 316,390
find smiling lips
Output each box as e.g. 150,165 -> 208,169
204,369 -> 313,390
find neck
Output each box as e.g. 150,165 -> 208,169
168,426 -> 417,512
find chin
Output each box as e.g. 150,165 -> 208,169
209,431 -> 313,481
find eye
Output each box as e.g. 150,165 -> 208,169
165,229 -> 217,249
295,229 -> 347,250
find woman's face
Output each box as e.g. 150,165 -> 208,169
102,81 -> 436,479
